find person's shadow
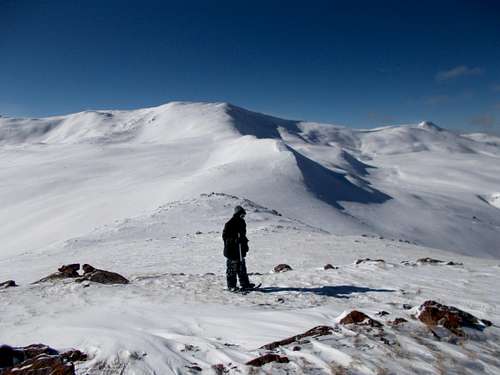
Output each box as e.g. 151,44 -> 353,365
255,285 -> 395,299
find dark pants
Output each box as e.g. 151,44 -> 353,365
226,258 -> 250,288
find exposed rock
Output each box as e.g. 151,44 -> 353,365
402,304 -> 413,310
339,310 -> 383,327
261,325 -> 333,350
82,264 -> 96,274
2,354 -> 75,375
355,258 -> 385,265
292,346 -> 301,351
33,264 -> 81,284
417,257 -> 443,264
0,344 -> 86,375
186,364 -> 202,372
59,264 -> 81,276
324,264 -> 338,270
60,350 -> 88,362
246,354 -> 289,367
0,280 -> 17,289
19,344 -> 59,359
78,264 -> 129,284
480,318 -> 493,327
211,363 -> 226,375
181,344 -> 199,352
389,318 -> 408,325
273,264 -> 292,273
376,311 -> 390,317
416,257 -> 462,266
417,300 -> 492,336
338,313 -> 395,346
0,345 -> 25,368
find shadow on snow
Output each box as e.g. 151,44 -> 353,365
255,285 -> 395,298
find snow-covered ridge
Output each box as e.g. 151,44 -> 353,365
1,101 -> 500,259
0,102 -> 236,144
1,101 -> 497,156
463,132 -> 500,147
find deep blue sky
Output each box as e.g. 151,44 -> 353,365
1,0 -> 499,133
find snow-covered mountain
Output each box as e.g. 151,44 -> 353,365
1,102 -> 499,258
2,102 -> 500,374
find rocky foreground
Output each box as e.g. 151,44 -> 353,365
1,257 -> 497,374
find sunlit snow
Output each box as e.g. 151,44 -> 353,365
1,102 -> 499,374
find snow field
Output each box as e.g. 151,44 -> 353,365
1,194 -> 499,374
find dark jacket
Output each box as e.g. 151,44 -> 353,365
222,215 -> 249,260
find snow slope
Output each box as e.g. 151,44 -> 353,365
1,193 -> 499,374
1,102 -> 499,258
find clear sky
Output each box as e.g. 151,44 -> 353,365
1,0 -> 499,133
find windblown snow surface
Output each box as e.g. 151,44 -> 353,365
1,102 -> 500,374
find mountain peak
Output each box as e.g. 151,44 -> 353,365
417,121 -> 442,131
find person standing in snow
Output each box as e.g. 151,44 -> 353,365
223,205 -> 254,291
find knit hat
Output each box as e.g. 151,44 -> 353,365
234,205 -> 246,216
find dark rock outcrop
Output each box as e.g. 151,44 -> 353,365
324,264 -> 338,270
186,364 -> 202,372
78,264 -> 129,284
16,344 -> 59,359
33,264 -> 128,285
261,325 -> 333,350
2,354 -> 74,375
33,264 -> 81,284
0,345 -> 25,368
339,310 -> 382,328
355,258 -> 385,265
211,364 -> 226,375
246,354 -> 289,367
60,350 -> 88,363
416,258 -> 463,266
58,264 -> 81,276
417,257 -> 444,264
0,344 -> 86,375
0,280 -> 17,289
389,318 -> 408,325
417,300 -> 492,336
444,261 -> 463,266
273,264 -> 293,273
